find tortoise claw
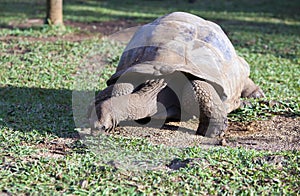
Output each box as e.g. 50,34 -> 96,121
196,117 -> 228,137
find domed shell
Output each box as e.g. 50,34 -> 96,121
107,12 -> 250,112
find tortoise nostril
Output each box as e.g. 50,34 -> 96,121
100,125 -> 106,131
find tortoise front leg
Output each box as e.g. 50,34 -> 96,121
182,80 -> 228,137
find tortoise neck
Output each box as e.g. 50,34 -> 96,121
110,93 -> 157,122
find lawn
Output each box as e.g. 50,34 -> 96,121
0,0 -> 299,195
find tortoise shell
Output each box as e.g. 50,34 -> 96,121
107,12 -> 250,112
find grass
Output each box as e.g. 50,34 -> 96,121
0,0 -> 299,195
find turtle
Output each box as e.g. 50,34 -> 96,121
87,12 -> 265,137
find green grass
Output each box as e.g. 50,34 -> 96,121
0,0 -> 299,195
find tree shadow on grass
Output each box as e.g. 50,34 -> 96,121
1,0 -> 299,21
1,0 -> 299,31
1,0 -> 298,63
63,0 -> 300,21
0,86 -> 83,138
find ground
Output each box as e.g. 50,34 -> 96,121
110,115 -> 300,151
1,1 -> 299,192
9,19 -> 299,152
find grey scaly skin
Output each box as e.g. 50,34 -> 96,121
242,78 -> 265,99
182,80 -> 228,137
90,79 -> 167,131
87,83 -> 134,123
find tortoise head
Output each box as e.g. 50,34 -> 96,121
89,99 -> 118,132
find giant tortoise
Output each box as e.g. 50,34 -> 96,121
88,12 -> 265,137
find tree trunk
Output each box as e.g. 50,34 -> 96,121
45,0 -> 63,25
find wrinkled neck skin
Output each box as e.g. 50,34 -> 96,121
107,93 -> 155,124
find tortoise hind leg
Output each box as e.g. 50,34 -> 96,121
242,78 -> 265,98
240,78 -> 265,108
182,80 -> 228,137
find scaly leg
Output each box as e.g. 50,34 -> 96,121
240,78 -> 265,108
242,77 -> 265,98
182,80 -> 228,137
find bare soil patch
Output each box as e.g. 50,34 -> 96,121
107,115 -> 300,151
0,19 -> 142,43
20,138 -> 74,159
65,20 -> 142,36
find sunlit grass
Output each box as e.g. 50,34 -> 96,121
0,0 -> 299,194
